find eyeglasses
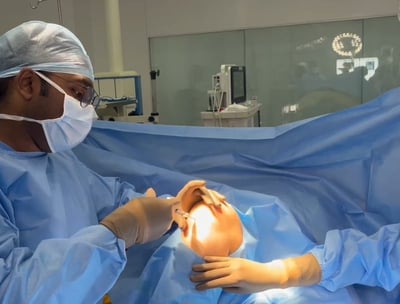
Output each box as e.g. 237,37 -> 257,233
44,73 -> 101,109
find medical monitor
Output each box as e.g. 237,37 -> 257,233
230,66 -> 246,104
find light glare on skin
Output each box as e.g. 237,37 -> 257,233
179,199 -> 243,257
189,207 -> 214,242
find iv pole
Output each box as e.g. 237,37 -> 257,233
30,0 -> 64,25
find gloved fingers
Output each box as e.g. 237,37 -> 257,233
183,180 -> 207,188
191,266 -> 232,282
163,197 -> 181,221
191,257 -> 254,292
203,255 -> 231,263
166,198 -> 181,223
178,180 -> 207,196
177,180 -> 207,211
192,256 -> 231,271
161,198 -> 180,234
166,197 -> 180,207
210,189 -> 226,203
144,187 -> 157,197
136,197 -> 179,243
172,208 -> 191,230
192,272 -> 236,291
199,187 -> 226,207
101,196 -> 181,247
137,196 -> 180,210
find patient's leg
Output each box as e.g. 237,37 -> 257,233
177,198 -> 243,257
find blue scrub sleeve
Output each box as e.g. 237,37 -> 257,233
310,223 -> 400,292
0,211 -> 127,303
0,165 -> 130,304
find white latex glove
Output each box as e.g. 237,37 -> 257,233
173,180 -> 226,229
100,196 -> 178,248
190,254 -> 321,294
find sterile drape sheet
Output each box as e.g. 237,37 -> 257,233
74,87 -> 400,303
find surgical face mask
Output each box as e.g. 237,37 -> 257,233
0,71 -> 98,152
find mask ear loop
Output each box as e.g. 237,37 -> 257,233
34,71 -> 67,95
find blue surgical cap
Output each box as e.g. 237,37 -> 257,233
0,20 -> 94,81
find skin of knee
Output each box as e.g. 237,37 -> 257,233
179,199 -> 243,257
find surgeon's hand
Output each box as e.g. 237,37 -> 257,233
190,254 -> 321,294
177,180 -> 226,210
100,196 -> 179,248
174,180 -> 226,229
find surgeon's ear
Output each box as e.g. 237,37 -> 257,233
15,68 -> 39,101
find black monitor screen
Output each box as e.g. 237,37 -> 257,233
230,66 -> 246,103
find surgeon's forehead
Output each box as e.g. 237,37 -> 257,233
55,72 -> 93,87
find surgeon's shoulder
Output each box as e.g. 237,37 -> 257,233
53,150 -> 91,167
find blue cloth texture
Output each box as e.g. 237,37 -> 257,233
72,87 -> 400,303
0,145 -> 142,303
0,21 -> 94,80
1,87 -> 400,303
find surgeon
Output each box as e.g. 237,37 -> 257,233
191,220 -> 400,295
0,20 -> 221,303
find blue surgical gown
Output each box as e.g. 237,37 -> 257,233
312,223 -> 400,292
2,87 -> 400,303
0,144 -> 142,303
75,87 -> 400,303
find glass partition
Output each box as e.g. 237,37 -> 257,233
150,31 -> 244,126
362,17 -> 400,102
149,16 -> 400,126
